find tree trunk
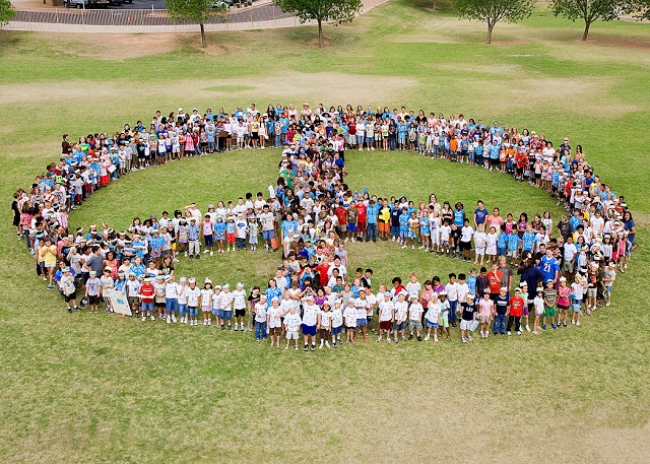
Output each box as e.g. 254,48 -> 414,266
318,19 -> 323,48
582,20 -> 591,41
486,21 -> 494,44
200,22 -> 207,48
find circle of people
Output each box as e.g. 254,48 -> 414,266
11,102 -> 638,350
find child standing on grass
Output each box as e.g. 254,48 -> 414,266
474,224 -> 487,265
478,289 -> 493,339
58,267 -> 78,314
267,298 -> 283,348
506,288 -> 524,336
101,267 -> 115,313
542,279 -> 558,330
138,276 -> 155,321
233,282 -> 247,332
331,300 -> 344,347
438,291 -> 451,340
319,301 -> 332,349
211,285 -> 223,328
507,228 -> 519,265
486,226 -> 498,263
571,274 -> 584,326
213,216 -> 226,254
408,296 -> 424,341
248,217 -> 259,253
519,281 -> 530,332
533,287 -> 545,334
377,293 -> 394,343
557,277 -> 571,327
343,301 -> 357,344
602,261 -> 616,307
221,283 -> 234,330
200,279 -> 213,327
460,294 -> 477,343
284,306 -> 302,350
424,293 -> 441,342
393,291 -> 408,343
254,295 -> 268,341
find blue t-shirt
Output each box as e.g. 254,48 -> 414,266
453,209 -> 465,227
507,233 -> 519,251
539,256 -> 560,283
522,231 -> 536,251
474,208 -> 488,226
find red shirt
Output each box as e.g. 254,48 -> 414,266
355,203 -> 367,223
140,283 -> 155,303
487,270 -> 503,295
335,207 -> 347,226
315,263 -> 331,287
509,296 -> 524,317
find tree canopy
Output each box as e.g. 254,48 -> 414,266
275,0 -> 362,47
453,0 -> 537,44
0,0 -> 17,28
165,0 -> 227,48
549,0 -> 622,41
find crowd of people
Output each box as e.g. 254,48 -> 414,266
11,102 -> 638,349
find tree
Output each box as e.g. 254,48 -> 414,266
549,0 -> 623,41
275,0 -> 362,48
623,0 -> 650,20
452,0 -> 536,44
0,0 -> 17,28
165,0 -> 227,48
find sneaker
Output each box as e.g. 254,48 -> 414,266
417,335 -> 422,341
516,331 -> 522,335
542,324 -> 547,330
333,342 -> 337,348
151,315 -> 156,321
387,338 -> 391,343
166,316 -> 171,324
394,338 -> 398,344
401,335 -> 406,341
525,324 -> 530,332
311,343 -> 316,351
434,335 -> 438,342
576,321 -> 580,326
142,316 -> 146,322
424,335 -> 430,341
376,336 -> 381,342
551,324 -> 557,329
172,315 -> 177,323
462,338 -> 467,343
210,251 -> 214,256
507,331 -> 511,336
606,301 -> 611,307
571,320 -> 575,325
203,250 -> 209,254
233,324 -> 238,331
563,321 -> 567,327
303,344 -> 308,352
285,344 -> 289,350
408,334 -> 414,340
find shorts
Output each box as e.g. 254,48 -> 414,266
508,250 -> 518,258
347,223 -> 357,233
408,320 -> 423,331
226,233 -> 236,244
178,304 -> 187,315
605,285 -> 612,295
479,315 -> 491,324
357,318 -> 367,327
331,326 -> 342,336
212,308 -> 221,317
235,309 -> 246,318
586,288 -> 597,298
459,241 -> 471,251
302,324 -> 317,336
188,306 -> 198,317
204,235 -> 213,247
393,321 -> 406,331
165,298 -> 179,314
269,326 -> 281,335
222,310 -> 232,320
88,295 -> 100,305
522,305 -> 530,317
562,261 -> 574,273
141,301 -> 153,312
64,294 -> 76,303
439,312 -> 449,328
426,320 -> 439,329
286,330 -> 299,340
249,235 -> 258,245
357,222 -> 366,233
380,320 -> 392,331
460,319 -> 473,331
378,222 -> 389,233
262,230 -> 275,241
544,307 -> 557,317
572,301 -> 582,313
339,224 -> 347,233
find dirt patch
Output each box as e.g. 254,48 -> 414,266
46,33 -> 184,59
334,63 -> 375,68
200,40 -> 240,56
0,72 -> 419,109
588,37 -> 650,50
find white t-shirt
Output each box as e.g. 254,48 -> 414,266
405,281 -> 421,300
457,283 -> 469,303
461,225 -> 474,242
185,287 -> 201,307
232,289 -> 246,309
302,304 -> 319,326
379,301 -> 394,321
319,310 -> 332,329
331,308 -> 343,328
254,303 -> 267,322
221,292 -> 234,311
394,301 -> 408,322
268,307 -> 283,328
343,307 -> 357,327
445,282 -> 459,302
284,312 -> 302,332
354,297 -> 370,320
409,302 -> 424,321
425,302 -> 441,323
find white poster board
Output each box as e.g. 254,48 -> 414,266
107,289 -> 132,316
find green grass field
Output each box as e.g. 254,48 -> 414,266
1,1 -> 650,462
